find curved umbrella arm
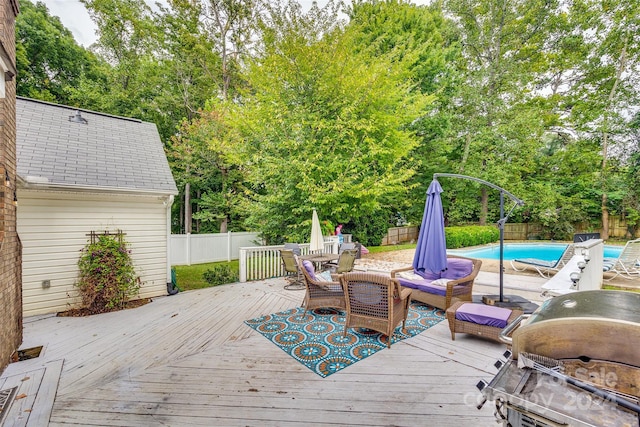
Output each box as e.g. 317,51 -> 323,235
433,173 -> 524,206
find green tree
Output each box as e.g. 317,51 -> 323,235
81,0 -> 160,117
232,0 -> 434,243
561,0 -> 640,239
347,0 -> 461,224
157,0 -> 260,232
16,0 -> 106,105
439,0 -> 559,226
168,102 -> 249,233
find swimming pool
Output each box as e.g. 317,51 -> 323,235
448,243 -> 622,262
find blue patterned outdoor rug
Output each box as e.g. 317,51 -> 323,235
244,302 -> 445,377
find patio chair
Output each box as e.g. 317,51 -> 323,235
603,238 -> 640,280
284,242 -> 302,256
340,272 -> 412,348
280,249 -> 304,290
339,242 -> 356,252
297,258 -> 346,315
510,244 -> 575,278
323,249 -> 358,274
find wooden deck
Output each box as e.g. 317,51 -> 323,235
2,275 -> 543,426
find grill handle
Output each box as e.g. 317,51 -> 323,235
499,314 -> 530,345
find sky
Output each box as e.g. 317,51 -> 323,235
42,0 -> 97,47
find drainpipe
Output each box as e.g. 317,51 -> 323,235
165,195 -> 177,294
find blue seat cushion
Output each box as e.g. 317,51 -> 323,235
398,258 -> 474,297
455,303 -> 513,328
441,258 -> 473,280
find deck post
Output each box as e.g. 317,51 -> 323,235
239,248 -> 247,282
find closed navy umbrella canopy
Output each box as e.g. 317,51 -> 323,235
413,179 -> 447,274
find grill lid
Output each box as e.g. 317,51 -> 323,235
512,290 -> 640,367
528,290 -> 640,324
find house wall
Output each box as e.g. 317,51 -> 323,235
17,189 -> 171,316
0,0 -> 20,372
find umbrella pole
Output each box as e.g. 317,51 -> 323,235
499,191 -> 505,303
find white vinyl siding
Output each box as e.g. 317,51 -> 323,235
18,189 -> 170,316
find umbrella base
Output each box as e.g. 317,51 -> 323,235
481,294 -> 539,314
284,282 -> 306,291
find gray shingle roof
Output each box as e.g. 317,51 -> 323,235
16,97 -> 178,195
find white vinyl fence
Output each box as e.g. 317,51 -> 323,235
170,232 -> 262,265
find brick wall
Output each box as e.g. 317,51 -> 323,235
0,0 -> 20,373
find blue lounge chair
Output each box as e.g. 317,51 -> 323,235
510,244 -> 575,278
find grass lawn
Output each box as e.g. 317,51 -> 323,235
602,284 -> 640,293
173,260 -> 240,291
172,244 -> 416,292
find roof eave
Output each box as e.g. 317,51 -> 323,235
17,176 -> 178,197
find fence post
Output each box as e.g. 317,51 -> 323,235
227,231 -> 232,262
239,248 -> 247,282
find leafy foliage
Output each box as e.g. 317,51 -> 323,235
202,264 -> 239,286
231,1 -> 434,243
75,234 -> 141,313
16,0 -> 107,105
16,0 -> 640,243
345,210 -> 394,247
445,226 -> 500,249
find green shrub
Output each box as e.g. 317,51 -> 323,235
347,210 -> 393,246
76,234 -> 141,314
203,264 -> 239,286
445,225 -> 499,248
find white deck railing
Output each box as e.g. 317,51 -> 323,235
239,239 -> 338,282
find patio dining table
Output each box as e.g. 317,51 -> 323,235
299,253 -> 339,271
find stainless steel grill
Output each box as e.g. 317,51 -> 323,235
0,387 -> 17,424
478,290 -> 640,427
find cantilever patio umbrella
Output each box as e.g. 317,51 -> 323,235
413,179 -> 448,274
310,209 -> 324,253
432,173 -> 528,308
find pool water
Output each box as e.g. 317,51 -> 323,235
448,243 -> 622,262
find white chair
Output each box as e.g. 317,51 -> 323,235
510,244 -> 575,278
603,238 -> 640,280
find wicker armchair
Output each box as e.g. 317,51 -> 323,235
390,255 -> 482,311
297,258 -> 346,315
340,272 -> 412,348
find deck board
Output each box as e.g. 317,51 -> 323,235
2,276 -> 536,426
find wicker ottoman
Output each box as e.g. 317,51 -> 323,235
446,301 -> 523,343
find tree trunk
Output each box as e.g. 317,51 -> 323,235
459,133 -> 471,173
179,201 -> 184,234
184,182 -> 191,234
600,34 -> 628,240
195,189 -> 201,233
480,188 -> 488,225
220,217 -> 228,233
602,193 -> 609,240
